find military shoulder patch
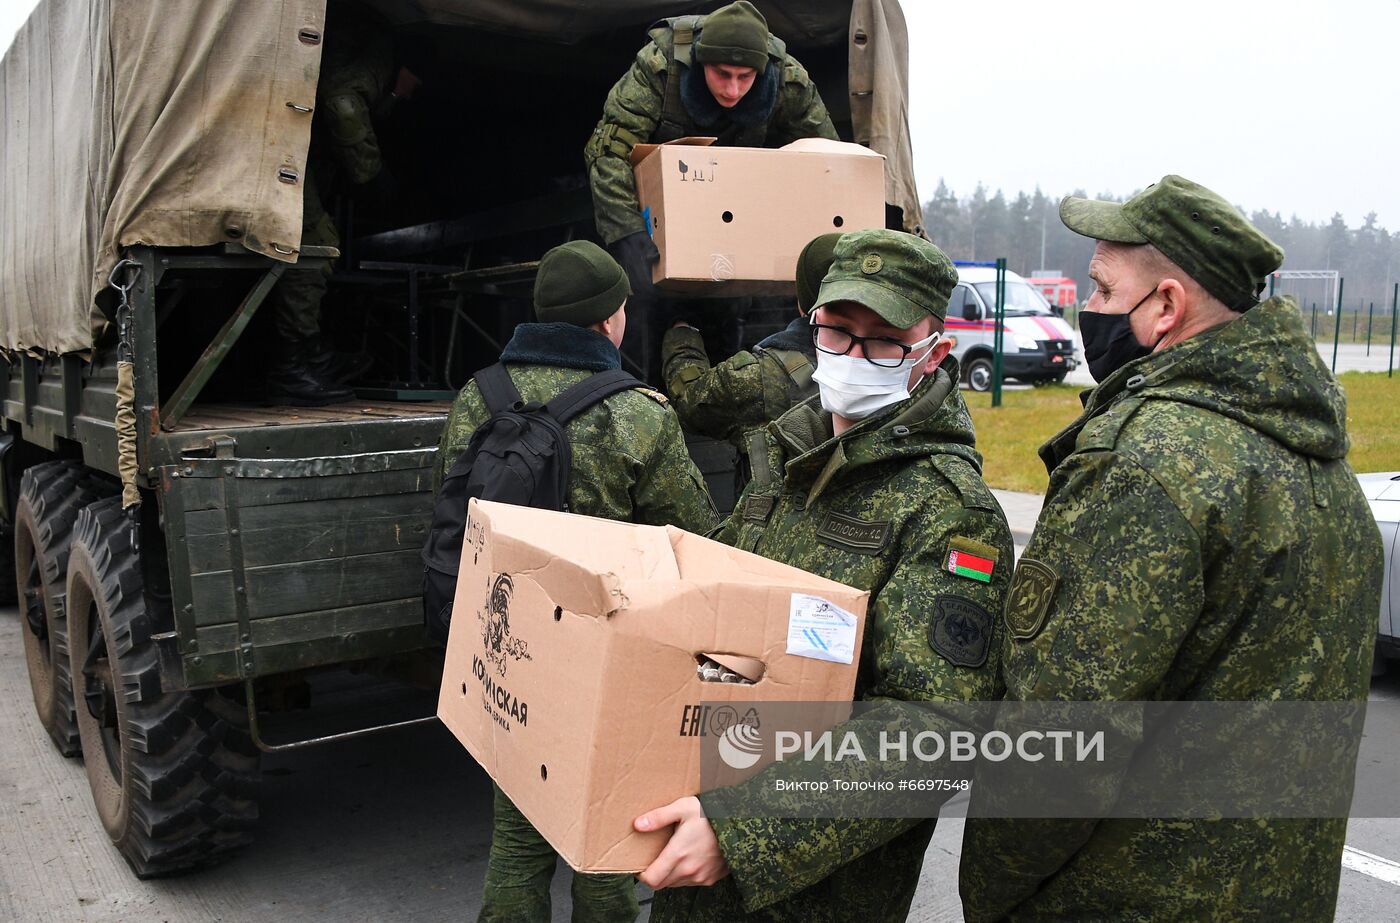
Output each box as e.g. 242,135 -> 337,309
816,511 -> 891,554
636,387 -> 669,406
1005,558 -> 1059,641
945,535 -> 999,583
928,595 -> 992,668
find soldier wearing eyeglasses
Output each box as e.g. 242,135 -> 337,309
635,228 -> 1013,923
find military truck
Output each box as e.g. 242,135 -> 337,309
0,0 -> 922,877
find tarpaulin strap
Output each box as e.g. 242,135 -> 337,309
108,258 -> 142,514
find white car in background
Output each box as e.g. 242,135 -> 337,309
1362,472 -> 1400,673
947,267 -> 1080,391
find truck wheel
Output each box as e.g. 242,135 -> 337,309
14,460 -> 116,756
67,497 -> 260,878
964,356 -> 994,392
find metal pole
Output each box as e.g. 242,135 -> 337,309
1367,302 -> 1374,356
1269,273 -> 1276,298
1330,278 -> 1343,372
992,257 -> 1006,408
1390,283 -> 1397,378
1352,306 -> 1359,341
1311,302 -> 1317,338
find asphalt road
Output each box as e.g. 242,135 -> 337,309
3,604 -> 1398,922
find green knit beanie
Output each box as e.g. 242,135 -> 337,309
795,233 -> 843,313
533,241 -> 630,326
694,1 -> 770,74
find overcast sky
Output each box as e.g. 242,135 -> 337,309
1,1 -> 1393,227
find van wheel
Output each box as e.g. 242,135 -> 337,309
14,460 -> 117,756
964,356 -> 994,392
67,497 -> 260,878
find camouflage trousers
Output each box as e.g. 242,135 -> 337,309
270,170 -> 339,341
478,785 -> 640,923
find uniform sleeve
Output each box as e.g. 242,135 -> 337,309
630,402 -> 720,534
703,489 -> 1014,911
662,327 -> 771,444
767,58 -> 839,147
584,46 -> 666,245
959,450 -> 1204,921
431,385 -> 487,492
319,66 -> 383,185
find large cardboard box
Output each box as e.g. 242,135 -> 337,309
437,499 -> 869,873
631,137 -> 886,294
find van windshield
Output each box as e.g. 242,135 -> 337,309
973,281 -> 1054,316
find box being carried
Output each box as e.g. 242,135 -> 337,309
437,499 -> 869,873
630,137 -> 886,293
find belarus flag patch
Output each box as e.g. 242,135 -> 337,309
946,536 -> 999,584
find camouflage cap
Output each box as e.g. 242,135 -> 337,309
694,1 -> 770,74
1059,175 -> 1285,311
533,240 -> 629,326
815,228 -> 957,327
795,232 -> 843,313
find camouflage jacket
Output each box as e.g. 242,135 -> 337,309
651,356 -> 1013,923
960,298 -> 1384,921
584,18 -> 838,244
661,318 -> 817,449
432,323 -> 717,534
314,5 -> 394,185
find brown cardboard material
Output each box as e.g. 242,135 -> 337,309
631,137 -> 886,294
437,499 -> 869,874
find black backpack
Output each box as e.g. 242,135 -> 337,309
421,363 -> 643,643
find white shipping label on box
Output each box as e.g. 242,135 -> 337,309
787,593 -> 858,664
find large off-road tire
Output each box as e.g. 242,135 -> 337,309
67,497 -> 260,878
14,460 -> 117,756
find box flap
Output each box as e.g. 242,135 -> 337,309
779,137 -> 885,158
629,135 -> 717,166
663,525 -> 862,597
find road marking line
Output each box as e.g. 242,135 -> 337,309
1343,846 -> 1400,887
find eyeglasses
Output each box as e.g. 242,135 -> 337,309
809,319 -> 940,368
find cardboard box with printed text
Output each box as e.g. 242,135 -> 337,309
436,499 -> 869,873
630,137 -> 886,294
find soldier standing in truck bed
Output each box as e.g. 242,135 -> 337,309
584,0 -> 838,378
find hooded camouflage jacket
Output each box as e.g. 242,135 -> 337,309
584,19 -> 838,244
432,323 -> 717,534
661,318 -> 817,449
960,297 -> 1384,922
651,356 -> 1013,923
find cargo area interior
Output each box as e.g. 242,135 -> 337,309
151,1 -> 857,419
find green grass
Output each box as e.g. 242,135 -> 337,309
966,373 -> 1400,494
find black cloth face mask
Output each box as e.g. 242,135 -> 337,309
1079,287 -> 1161,382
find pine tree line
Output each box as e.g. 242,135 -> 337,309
920,180 -> 1400,318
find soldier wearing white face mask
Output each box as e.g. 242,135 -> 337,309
637,228 -> 1013,923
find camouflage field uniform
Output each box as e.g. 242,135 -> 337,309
272,10 -> 393,341
435,322 -> 717,923
660,318 -> 816,451
959,297 -> 1384,921
651,357 -> 1013,923
584,17 -> 837,245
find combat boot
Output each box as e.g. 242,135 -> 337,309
305,333 -> 375,385
265,338 -> 355,406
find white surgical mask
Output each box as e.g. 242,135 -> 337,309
811,331 -> 940,421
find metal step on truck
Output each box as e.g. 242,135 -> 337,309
0,0 -> 923,877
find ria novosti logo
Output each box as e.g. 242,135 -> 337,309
718,723 -> 764,770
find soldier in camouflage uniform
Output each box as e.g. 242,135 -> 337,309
660,233 -> 835,464
584,1 -> 838,378
434,240 -> 717,923
267,2 -> 417,405
958,177 -> 1385,921
637,229 -> 1013,922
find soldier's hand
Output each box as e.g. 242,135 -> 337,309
634,796 -> 730,889
393,67 -> 422,100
